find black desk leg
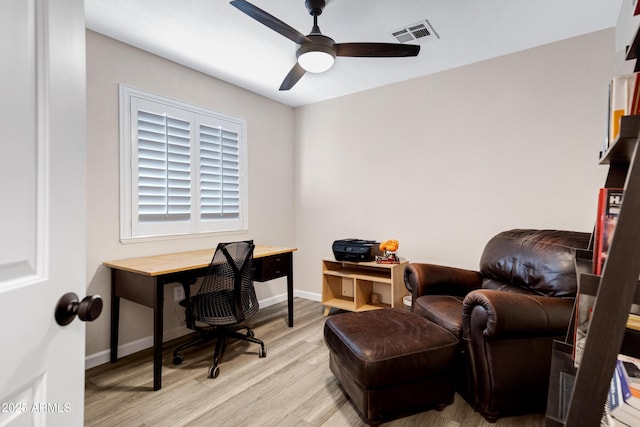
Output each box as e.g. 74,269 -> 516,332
110,269 -> 120,363
153,279 -> 164,391
287,252 -> 294,327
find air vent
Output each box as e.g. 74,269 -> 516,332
391,20 -> 439,44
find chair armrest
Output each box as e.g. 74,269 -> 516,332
403,263 -> 483,300
462,289 -> 574,339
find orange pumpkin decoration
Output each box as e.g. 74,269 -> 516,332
379,239 -> 399,252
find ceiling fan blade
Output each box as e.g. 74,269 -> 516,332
279,63 -> 306,91
335,43 -> 420,58
230,0 -> 311,45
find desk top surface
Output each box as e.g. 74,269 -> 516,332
104,244 -> 297,276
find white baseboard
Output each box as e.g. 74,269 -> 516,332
84,325 -> 189,370
85,292 -> 321,370
294,289 -> 321,302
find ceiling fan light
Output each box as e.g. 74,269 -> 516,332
297,46 -> 335,73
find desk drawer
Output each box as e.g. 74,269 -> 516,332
254,254 -> 291,281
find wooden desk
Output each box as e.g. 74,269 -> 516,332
104,244 -> 297,391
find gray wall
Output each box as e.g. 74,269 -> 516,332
85,30 -> 295,363
293,29 -> 613,300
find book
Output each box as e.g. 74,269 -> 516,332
630,74 -> 640,116
610,75 -> 631,143
620,355 -> 640,399
606,400 -> 632,426
573,290 -> 640,367
592,188 -> 605,270
610,367 -> 640,426
618,359 -> 640,412
573,291 -> 594,366
605,391 -> 632,427
573,275 -> 599,366
605,80 -> 613,154
593,188 -> 624,275
629,314 -> 640,332
608,73 -> 640,147
375,258 -> 400,264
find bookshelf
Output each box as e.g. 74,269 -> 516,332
545,5 -> 640,424
545,117 -> 640,426
544,4 -> 640,423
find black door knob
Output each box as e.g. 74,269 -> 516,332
55,293 -> 103,326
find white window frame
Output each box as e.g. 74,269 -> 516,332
119,85 -> 248,241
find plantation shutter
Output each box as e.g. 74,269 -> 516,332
121,86 -> 247,240
199,123 -> 240,220
136,110 -> 191,221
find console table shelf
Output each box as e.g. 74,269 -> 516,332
322,258 -> 408,316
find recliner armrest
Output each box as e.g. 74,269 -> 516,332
462,289 -> 574,339
404,263 -> 483,301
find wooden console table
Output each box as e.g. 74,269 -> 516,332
321,258 -> 409,316
104,244 -> 297,391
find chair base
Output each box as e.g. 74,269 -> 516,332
173,324 -> 266,378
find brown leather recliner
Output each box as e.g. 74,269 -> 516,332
404,229 -> 590,422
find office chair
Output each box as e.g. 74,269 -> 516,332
172,240 -> 266,379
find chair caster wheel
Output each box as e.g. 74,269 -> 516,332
173,354 -> 184,365
259,347 -> 266,358
208,365 -> 220,379
247,330 -> 254,338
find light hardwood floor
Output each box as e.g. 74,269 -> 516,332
85,298 -> 545,426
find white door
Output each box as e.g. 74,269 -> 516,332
0,0 -> 90,425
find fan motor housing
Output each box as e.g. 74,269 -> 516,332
298,34 -> 335,51
305,0 -> 325,16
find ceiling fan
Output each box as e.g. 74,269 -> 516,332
230,0 -> 420,91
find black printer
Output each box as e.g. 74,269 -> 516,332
332,239 -> 382,262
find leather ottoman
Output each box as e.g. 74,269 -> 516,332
324,308 -> 459,426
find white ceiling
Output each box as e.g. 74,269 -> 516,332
85,0 -> 622,107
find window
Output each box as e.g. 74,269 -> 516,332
119,85 -> 248,240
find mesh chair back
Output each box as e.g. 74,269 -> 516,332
191,240 -> 258,326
